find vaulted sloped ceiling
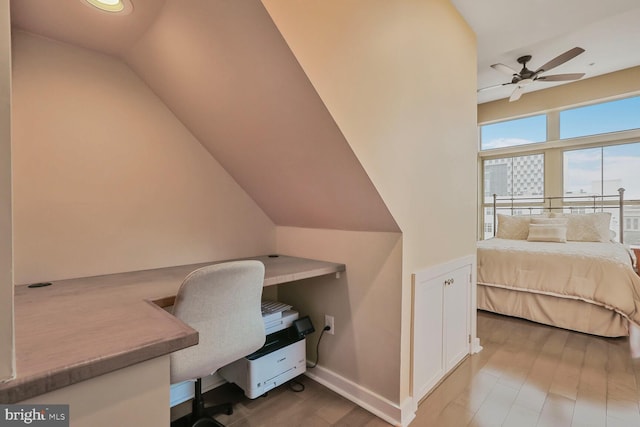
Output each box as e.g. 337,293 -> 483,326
10,0 -> 399,232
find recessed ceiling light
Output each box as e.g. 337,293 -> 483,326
83,0 -> 133,14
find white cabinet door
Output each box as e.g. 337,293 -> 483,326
413,259 -> 472,403
444,265 -> 470,371
412,272 -> 444,399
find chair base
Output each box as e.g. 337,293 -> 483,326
191,418 -> 223,427
191,417 -> 224,427
173,414 -> 226,427
172,379 -> 233,427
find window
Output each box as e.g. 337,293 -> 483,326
483,154 -> 544,240
560,96 -> 640,139
480,115 -> 546,151
484,154 -> 544,203
479,95 -> 640,244
624,209 -> 640,244
561,143 -> 640,245
563,142 -> 640,199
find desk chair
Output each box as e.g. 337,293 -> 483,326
171,260 -> 266,427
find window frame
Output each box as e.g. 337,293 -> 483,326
562,141 -> 640,199
559,95 -> 640,140
480,113 -> 548,151
483,153 -> 545,202
478,94 -> 640,243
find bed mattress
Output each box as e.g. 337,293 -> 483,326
477,238 -> 640,337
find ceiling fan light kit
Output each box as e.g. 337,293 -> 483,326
480,47 -> 586,102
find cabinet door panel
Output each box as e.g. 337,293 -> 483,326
444,265 -> 470,370
412,273 -> 444,399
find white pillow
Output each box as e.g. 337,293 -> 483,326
550,212 -> 611,242
527,223 -> 567,243
496,214 -> 531,240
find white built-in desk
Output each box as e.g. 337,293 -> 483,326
0,255 -> 345,404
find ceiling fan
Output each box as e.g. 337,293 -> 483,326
479,47 -> 586,102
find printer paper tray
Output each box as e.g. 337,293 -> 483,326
220,338 -> 306,399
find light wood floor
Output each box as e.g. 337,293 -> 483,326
414,311 -> 640,427
173,311 -> 640,426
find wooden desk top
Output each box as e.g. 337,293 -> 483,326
0,255 -> 345,403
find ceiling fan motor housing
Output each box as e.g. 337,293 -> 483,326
514,55 -> 536,81
517,55 -> 532,65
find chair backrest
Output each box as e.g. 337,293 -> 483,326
170,260 -> 266,384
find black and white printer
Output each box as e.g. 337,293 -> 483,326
219,300 -> 314,399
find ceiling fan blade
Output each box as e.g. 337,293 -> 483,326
509,86 -> 525,102
491,63 -> 518,76
477,82 -> 514,92
535,47 -> 585,73
536,73 -> 585,82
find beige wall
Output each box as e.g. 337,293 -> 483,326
264,0 -> 478,405
479,66 -> 640,123
0,0 -> 14,382
276,227 -> 402,403
11,32 -> 276,284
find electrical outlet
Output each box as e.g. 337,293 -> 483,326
324,314 -> 335,335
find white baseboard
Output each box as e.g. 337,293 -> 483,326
472,337 -> 483,354
304,364 -> 415,427
171,366 -> 418,426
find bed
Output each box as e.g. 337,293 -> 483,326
477,189 -> 640,338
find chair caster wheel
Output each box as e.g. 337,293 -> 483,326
192,418 -> 219,426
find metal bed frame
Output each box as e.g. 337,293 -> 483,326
492,187 -> 625,243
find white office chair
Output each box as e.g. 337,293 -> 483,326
171,260 -> 266,427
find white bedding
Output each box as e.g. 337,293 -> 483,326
478,238 -> 634,268
477,238 -> 640,335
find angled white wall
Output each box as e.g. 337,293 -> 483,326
123,0 -> 398,233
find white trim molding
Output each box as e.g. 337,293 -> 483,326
304,365 -> 415,427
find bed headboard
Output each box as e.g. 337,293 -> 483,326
492,188 -> 625,243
